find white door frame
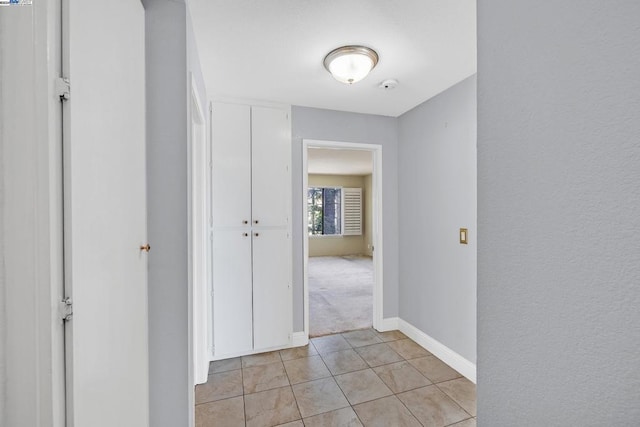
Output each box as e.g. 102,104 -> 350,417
188,73 -> 210,385
302,139 -> 384,337
1,0 -> 66,425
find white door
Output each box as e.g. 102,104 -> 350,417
252,229 -> 292,349
212,103 -> 252,227
213,229 -> 254,356
64,1 -> 148,426
251,106 -> 290,227
213,228 -> 253,359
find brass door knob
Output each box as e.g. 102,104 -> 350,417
140,244 -> 151,252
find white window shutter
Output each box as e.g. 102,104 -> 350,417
342,188 -> 362,236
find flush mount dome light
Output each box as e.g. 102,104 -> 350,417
323,45 -> 379,85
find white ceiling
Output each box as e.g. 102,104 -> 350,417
308,148 -> 373,176
188,0 -> 476,117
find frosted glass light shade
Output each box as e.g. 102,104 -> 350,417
324,46 -> 379,85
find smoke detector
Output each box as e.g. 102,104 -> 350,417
378,79 -> 398,90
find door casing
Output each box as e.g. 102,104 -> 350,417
302,139 -> 385,338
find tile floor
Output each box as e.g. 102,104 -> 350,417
195,329 -> 476,427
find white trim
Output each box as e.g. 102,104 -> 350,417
188,73 -> 209,386
398,318 -> 477,384
2,0 -> 65,425
302,139 -> 384,338
377,317 -> 400,332
291,332 -> 309,347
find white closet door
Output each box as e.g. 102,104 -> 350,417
65,0 -> 148,425
213,229 -> 253,356
251,106 -> 290,227
252,229 -> 291,349
212,103 -> 252,227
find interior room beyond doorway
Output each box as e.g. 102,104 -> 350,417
306,146 -> 376,337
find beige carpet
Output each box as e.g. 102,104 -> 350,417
308,255 -> 373,337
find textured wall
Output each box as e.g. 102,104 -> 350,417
143,1 -> 191,425
291,107 -> 399,331
398,75 -> 477,364
478,1 -> 640,424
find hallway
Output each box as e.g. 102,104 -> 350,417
196,329 -> 476,427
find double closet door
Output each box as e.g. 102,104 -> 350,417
212,103 -> 292,358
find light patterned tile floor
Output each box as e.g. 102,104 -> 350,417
195,329 -> 476,427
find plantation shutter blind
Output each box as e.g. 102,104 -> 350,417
342,188 -> 362,236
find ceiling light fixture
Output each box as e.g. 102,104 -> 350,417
323,45 -> 379,85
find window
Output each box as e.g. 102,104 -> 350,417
308,187 -> 341,235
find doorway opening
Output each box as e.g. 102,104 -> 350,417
302,139 -> 384,338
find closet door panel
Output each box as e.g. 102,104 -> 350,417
252,229 -> 291,350
251,106 -> 290,227
212,103 -> 252,227
213,229 -> 253,356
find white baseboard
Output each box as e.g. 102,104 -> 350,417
291,331 -> 309,347
377,317 -> 400,332
398,319 -> 476,384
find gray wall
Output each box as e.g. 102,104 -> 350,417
292,107 -> 399,332
398,75 -> 477,364
478,1 -> 640,425
143,1 -> 191,425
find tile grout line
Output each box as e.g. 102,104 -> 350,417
394,390 -> 428,427
280,349 -> 306,426
431,380 -> 474,420
199,331 -> 473,426
241,361 -> 247,426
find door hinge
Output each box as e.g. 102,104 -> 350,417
59,297 -> 73,322
55,77 -> 70,101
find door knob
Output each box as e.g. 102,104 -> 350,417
140,244 -> 151,252
254,232 -> 259,237
243,233 -> 249,237
243,220 -> 248,224
253,220 -> 259,224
